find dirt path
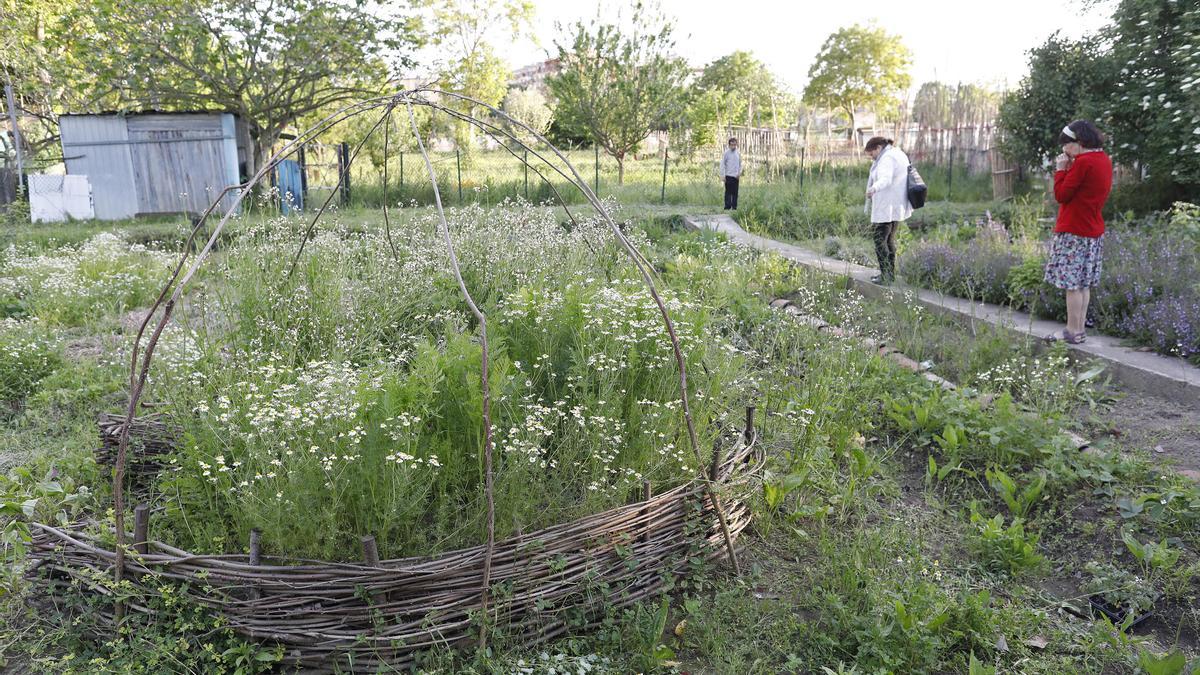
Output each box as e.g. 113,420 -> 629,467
1087,389 -> 1200,475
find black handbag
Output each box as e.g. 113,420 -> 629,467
907,165 -> 928,209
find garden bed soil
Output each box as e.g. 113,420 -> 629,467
1084,390 -> 1200,474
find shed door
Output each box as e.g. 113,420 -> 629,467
127,115 -> 231,216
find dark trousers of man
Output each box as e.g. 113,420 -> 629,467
872,221 -> 899,281
724,176 -> 739,210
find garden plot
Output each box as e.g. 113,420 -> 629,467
1,212 -> 1199,673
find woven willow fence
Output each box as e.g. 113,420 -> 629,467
26,90 -> 761,671
31,433 -> 757,670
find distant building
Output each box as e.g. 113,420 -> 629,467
510,59 -> 561,92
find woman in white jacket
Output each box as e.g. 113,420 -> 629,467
864,136 -> 912,284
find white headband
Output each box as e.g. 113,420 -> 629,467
1062,125 -> 1077,140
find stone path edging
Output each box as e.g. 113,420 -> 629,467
683,214 -> 1200,410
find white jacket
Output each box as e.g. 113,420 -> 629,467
866,146 -> 913,223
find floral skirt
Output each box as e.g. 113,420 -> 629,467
1044,232 -> 1104,290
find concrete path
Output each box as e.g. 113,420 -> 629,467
683,213 -> 1200,409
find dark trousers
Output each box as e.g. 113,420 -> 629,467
724,176 -> 739,210
872,221 -> 899,281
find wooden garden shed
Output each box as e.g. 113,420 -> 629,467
59,112 -> 249,220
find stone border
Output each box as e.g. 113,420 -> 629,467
684,214 -> 1200,410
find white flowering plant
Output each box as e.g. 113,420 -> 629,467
150,204 -> 755,561
0,318 -> 61,407
0,233 -> 174,327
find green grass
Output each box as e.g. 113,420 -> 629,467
317,147 -> 1005,218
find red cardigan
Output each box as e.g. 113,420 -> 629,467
1053,150 -> 1112,238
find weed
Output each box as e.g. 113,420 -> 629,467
986,467 -> 1047,520
969,510 -> 1045,576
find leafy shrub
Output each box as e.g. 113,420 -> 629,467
887,387 -> 1070,470
1082,561 -> 1158,618
907,201 -> 1016,235
26,576 -> 281,673
1004,253 -> 1047,304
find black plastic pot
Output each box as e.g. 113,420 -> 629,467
1087,594 -> 1155,629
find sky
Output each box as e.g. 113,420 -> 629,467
493,0 -> 1114,94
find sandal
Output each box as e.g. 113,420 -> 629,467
1044,330 -> 1087,345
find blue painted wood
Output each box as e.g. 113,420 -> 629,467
275,159 -> 304,214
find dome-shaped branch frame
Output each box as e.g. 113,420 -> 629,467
110,89 -> 741,642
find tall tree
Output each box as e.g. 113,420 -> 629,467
996,36 -> 1108,170
502,87 -> 554,141
999,0 -> 1198,206
0,0 -> 104,158
425,0 -> 533,154
911,82 -> 955,128
548,3 -> 689,184
693,51 -> 791,128
1101,0 -> 1200,195
802,24 -> 912,139
70,0 -> 421,176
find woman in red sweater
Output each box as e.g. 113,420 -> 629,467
1043,119 -> 1113,344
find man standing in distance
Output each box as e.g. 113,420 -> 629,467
720,137 -> 742,210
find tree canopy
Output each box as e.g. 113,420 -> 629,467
502,87 -> 554,141
1101,0 -> 1199,193
803,24 -> 912,138
1,0 -> 106,158
694,51 -> 792,128
996,36 -> 1107,170
425,0 -> 533,154
547,3 -> 688,184
42,0 -> 421,173
998,0 -> 1198,205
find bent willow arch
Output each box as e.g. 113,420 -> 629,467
30,89 -> 760,671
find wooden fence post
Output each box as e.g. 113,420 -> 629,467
947,144 -> 955,202
338,142 -> 351,207
456,147 -> 463,202
248,528 -> 262,599
799,147 -> 806,191
639,480 -> 653,544
133,504 -> 150,556
743,405 -> 756,446
361,536 -> 380,567
660,141 -> 669,205
249,529 -> 261,565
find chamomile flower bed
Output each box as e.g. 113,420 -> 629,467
149,203 -> 750,561
0,232 -> 175,327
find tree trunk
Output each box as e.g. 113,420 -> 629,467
616,152 -> 625,185
846,105 -> 857,143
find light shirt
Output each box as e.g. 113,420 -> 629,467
719,148 -> 742,178
866,146 -> 913,223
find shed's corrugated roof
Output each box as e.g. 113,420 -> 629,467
59,110 -> 240,118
